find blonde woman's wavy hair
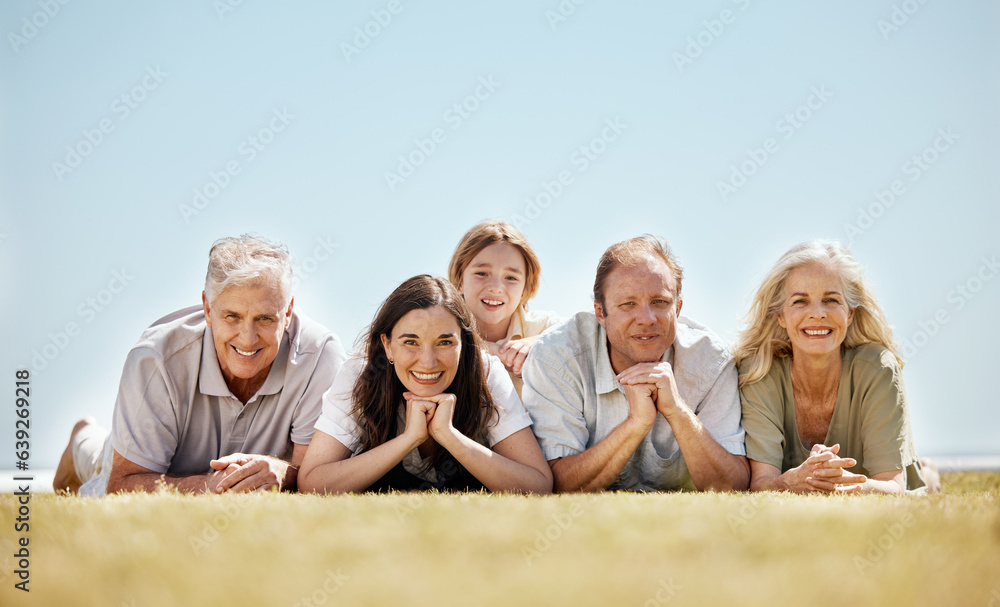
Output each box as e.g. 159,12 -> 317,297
734,240 -> 903,387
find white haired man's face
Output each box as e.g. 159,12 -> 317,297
203,283 -> 292,390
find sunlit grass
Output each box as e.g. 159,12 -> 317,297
1,472 -> 998,606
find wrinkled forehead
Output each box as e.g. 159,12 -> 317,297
212,282 -> 289,314
605,257 -> 678,299
782,263 -> 846,297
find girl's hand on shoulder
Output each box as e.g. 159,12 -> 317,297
497,335 -> 541,377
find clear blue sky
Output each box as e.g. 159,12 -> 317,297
2,1 -> 997,468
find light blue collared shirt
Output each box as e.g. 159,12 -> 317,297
522,312 -> 745,491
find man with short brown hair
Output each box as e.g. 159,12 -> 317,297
522,235 -> 749,492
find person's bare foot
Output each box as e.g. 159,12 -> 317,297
920,457 -> 942,493
53,417 -> 97,494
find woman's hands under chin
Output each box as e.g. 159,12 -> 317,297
403,392 -> 459,445
401,392 -> 436,446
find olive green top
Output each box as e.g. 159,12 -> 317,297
739,344 -> 925,491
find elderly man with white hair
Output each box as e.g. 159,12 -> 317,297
54,234 -> 346,495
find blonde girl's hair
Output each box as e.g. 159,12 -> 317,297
448,220 -> 541,308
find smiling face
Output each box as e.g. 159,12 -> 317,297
459,242 -> 527,342
203,283 -> 292,390
380,305 -> 462,398
777,263 -> 855,361
596,258 -> 682,375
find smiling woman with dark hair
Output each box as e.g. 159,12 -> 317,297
735,240 -> 939,494
299,275 -> 552,494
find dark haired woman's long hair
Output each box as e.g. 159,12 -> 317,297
351,275 -> 495,474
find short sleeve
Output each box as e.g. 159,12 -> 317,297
694,362 -> 747,456
856,353 -> 911,475
111,348 -> 182,473
289,335 -> 347,444
537,310 -> 562,332
483,354 -> 533,447
739,366 -> 787,470
314,357 -> 365,453
519,308 -> 562,338
521,347 -> 589,460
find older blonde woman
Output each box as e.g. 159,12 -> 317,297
735,240 -> 938,494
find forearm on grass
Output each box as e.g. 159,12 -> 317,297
665,406 -> 749,491
550,417 -> 650,493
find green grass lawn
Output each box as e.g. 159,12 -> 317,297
2,472 -> 999,607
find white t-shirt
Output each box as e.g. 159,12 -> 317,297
315,352 -> 533,484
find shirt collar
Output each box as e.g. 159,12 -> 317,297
502,306 -> 527,343
595,324 -> 620,395
198,326 -> 290,400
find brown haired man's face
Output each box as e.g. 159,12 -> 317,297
595,258 -> 682,375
